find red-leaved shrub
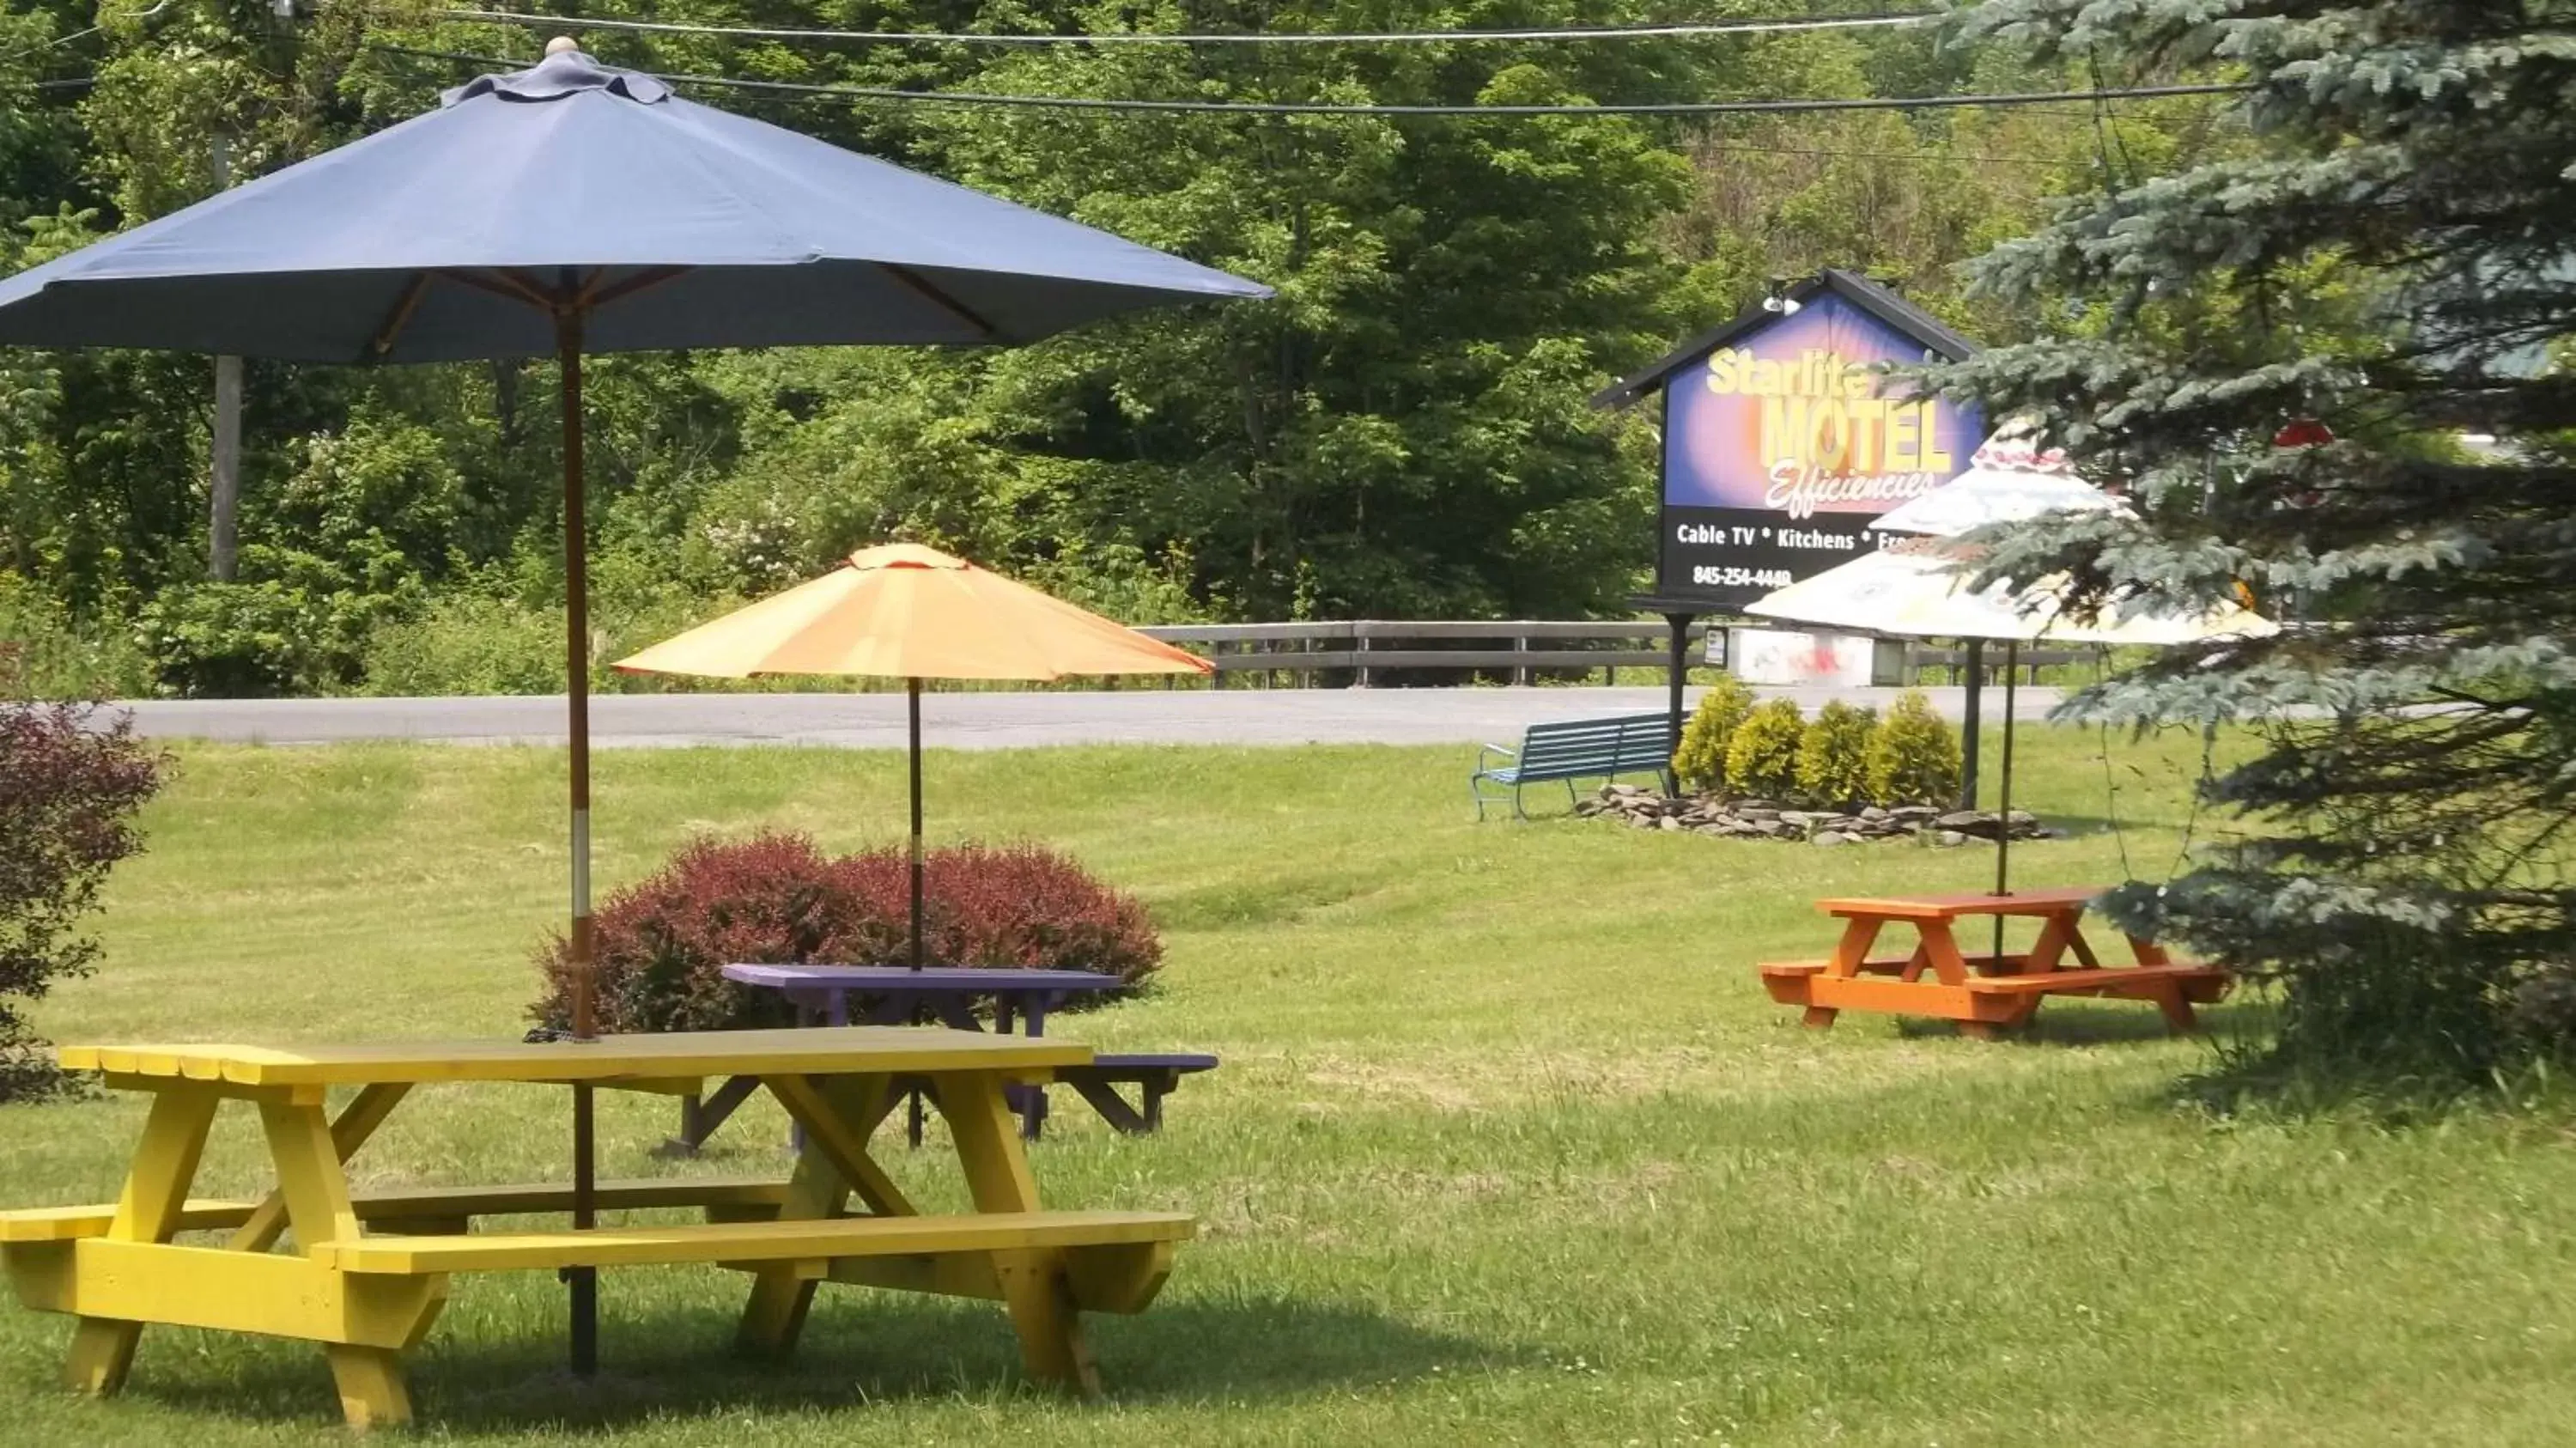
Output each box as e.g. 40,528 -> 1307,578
532,831 -> 1163,1035
1,698 -> 167,1101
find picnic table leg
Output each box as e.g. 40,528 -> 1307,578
2023,910 -> 2084,974
63,1082 -> 221,1396
664,1074 -> 759,1159
1141,1070 -> 1178,1132
228,1082 -> 410,1252
1804,917 -> 1887,1029
1914,922 -> 2029,1038
261,1095 -> 440,1431
934,1071 -> 1101,1397
2148,980 -> 2200,1034
1018,999 -> 1051,1141
1916,922 -> 1974,986
738,1074 -> 908,1359
2067,924 -> 2105,970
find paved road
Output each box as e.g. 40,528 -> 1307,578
112,684 -> 2067,750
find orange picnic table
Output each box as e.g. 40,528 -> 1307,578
1759,886 -> 2231,1038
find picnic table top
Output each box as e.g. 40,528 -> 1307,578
58,1025 -> 1091,1087
1814,886 -> 2105,921
722,963 -> 1126,994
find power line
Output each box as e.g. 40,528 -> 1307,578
434,7 -> 1942,47
1697,143 -> 2059,167
0,0 -> 173,65
376,46 -> 2251,118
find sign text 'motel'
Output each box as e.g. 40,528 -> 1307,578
1596,270 -> 1984,611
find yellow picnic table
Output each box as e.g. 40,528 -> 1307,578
0,1027 -> 1193,1430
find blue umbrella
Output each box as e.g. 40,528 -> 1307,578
0,39 -> 1268,1374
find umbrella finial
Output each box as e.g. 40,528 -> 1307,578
545,35 -> 581,57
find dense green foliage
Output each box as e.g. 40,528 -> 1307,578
1669,667 -> 1753,791
1864,688 -> 1959,806
1795,698 -> 1875,806
0,2 -> 2223,695
1930,1 -> 2576,1090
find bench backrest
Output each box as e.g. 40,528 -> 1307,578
1516,713 -> 1674,773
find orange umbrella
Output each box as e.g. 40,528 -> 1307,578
617,543 -> 1211,969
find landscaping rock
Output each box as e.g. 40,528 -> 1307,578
1578,786 -> 2063,847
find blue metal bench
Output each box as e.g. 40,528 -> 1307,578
1471,712 -> 1677,820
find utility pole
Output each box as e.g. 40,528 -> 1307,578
209,133 -> 242,581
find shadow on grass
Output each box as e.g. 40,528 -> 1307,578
1892,998 -> 2261,1048
126,1293 -> 1511,1432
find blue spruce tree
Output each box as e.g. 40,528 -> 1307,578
1933,1 -> 2576,1088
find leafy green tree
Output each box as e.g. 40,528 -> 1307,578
1932,0 -> 2576,1086
0,0 -> 2250,697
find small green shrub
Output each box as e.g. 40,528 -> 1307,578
1724,698 -> 1806,800
1796,701 -> 1878,806
361,593 -> 562,697
1866,691 -> 1963,806
135,579 -> 343,698
137,545 -> 420,698
0,574 -> 150,699
1672,672 -> 1755,792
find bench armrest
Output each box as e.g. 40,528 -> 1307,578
1475,742 -> 1519,770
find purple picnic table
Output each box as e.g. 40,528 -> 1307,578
665,964 -> 1130,1151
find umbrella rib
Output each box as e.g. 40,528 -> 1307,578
437,266 -> 555,311
883,265 -> 998,339
588,265 -> 694,309
368,272 -> 434,359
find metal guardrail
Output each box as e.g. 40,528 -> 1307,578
1130,621 -> 2088,688
1133,620 -> 1704,686
1902,644 -> 2081,684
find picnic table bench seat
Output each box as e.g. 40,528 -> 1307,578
0,1177 -> 799,1244
1052,1053 -> 1218,1135
311,1210 -> 1194,1316
1472,712 -> 1675,819
1763,959 -> 2230,1032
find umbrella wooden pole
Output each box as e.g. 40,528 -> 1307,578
1996,639 -> 2019,899
1960,639 -> 1985,809
922,675 -> 933,969
1992,640 -> 2020,964
557,304 -> 599,1379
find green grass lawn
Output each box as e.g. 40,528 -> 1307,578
5,728 -> 2573,1445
